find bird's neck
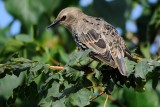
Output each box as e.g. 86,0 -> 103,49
69,15 -> 87,32
65,20 -> 78,33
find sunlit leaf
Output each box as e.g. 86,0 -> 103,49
135,59 -> 150,78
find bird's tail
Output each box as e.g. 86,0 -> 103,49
115,56 -> 127,76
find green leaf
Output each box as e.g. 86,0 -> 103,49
52,97 -> 66,107
5,0 -> 45,26
68,88 -> 92,107
125,57 -> 137,76
15,34 -> 33,43
0,39 -> 23,58
39,98 -> 52,107
0,73 -> 24,99
148,60 -> 160,67
135,60 -> 150,78
47,81 -> 61,98
39,81 -> 62,107
68,50 -> 91,67
30,62 -> 44,73
7,82 -> 39,106
28,62 -> 45,83
10,57 -> 32,63
59,82 -> 81,99
63,66 -> 84,82
124,87 -> 158,107
95,69 -> 102,80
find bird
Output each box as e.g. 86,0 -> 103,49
47,7 -> 132,76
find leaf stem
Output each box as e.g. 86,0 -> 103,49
103,94 -> 108,107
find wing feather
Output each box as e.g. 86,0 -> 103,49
78,28 -> 127,75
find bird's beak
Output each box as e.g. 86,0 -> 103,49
47,19 -> 60,29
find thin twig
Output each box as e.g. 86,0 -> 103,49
0,64 -> 4,66
49,65 -> 64,70
132,53 -> 143,61
86,85 -> 103,89
91,91 -> 105,101
103,94 -> 108,107
86,85 -> 99,89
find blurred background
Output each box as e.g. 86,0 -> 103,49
0,0 -> 160,107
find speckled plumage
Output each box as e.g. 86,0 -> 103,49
48,7 -> 131,76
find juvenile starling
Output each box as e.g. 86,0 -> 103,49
47,7 -> 131,76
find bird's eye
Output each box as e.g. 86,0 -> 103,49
61,15 -> 66,21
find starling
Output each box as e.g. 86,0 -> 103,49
47,7 -> 131,76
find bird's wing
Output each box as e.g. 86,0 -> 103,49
78,28 -> 127,75
103,24 -> 128,75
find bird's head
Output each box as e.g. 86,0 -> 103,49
47,7 -> 84,29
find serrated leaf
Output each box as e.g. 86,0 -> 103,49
39,81 -> 62,107
7,82 -> 38,106
43,64 -> 49,74
52,97 -> 66,107
47,81 -> 61,98
68,49 -> 91,67
63,66 -> 84,82
59,82 -> 81,100
0,73 -> 24,99
135,60 -> 150,78
69,88 -> 92,107
28,62 -> 44,82
148,60 -> 160,67
39,98 -> 52,107
30,62 -> 44,73
125,57 -> 137,76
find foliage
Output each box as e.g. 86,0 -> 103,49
0,0 -> 160,107
0,50 -> 160,107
